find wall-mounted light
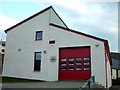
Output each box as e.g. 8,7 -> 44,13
95,44 -> 99,47
18,49 -> 21,51
43,50 -> 47,54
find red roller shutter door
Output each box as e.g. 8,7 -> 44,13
59,47 -> 91,80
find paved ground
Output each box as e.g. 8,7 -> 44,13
110,85 -> 120,90
2,81 -> 86,88
0,75 -> 2,90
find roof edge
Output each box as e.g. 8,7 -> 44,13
49,23 -> 112,66
104,41 -> 112,65
51,7 -> 68,28
5,6 -> 52,33
49,23 -> 107,42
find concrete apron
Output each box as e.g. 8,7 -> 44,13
2,81 -> 86,88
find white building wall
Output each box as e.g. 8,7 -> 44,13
3,8 -> 69,81
49,9 -> 67,28
47,26 -> 106,86
3,7 -> 111,88
106,53 -> 112,88
3,10 -> 51,81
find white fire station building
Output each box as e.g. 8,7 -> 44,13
3,6 -> 112,88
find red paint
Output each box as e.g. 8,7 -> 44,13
105,51 -> 108,88
104,41 -> 112,88
49,40 -> 55,44
59,46 -> 91,80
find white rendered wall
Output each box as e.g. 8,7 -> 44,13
3,8 -> 69,81
48,26 -> 107,86
106,53 -> 112,88
3,7 -> 110,88
3,10 -> 51,81
49,9 -> 67,28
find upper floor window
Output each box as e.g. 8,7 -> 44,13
36,31 -> 43,40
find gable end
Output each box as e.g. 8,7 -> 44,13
5,6 -> 52,33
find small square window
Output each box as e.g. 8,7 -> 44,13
36,31 -> 43,40
2,49 -> 5,52
84,62 -> 90,65
61,63 -> 66,66
76,58 -> 82,61
68,58 -> 74,61
68,67 -> 74,70
76,68 -> 82,70
61,58 -> 66,61
84,57 -> 90,60
84,67 -> 90,70
61,67 -> 66,70
76,62 -> 82,65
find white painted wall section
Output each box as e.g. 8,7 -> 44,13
48,26 -> 106,86
3,10 -> 50,81
49,8 -> 67,28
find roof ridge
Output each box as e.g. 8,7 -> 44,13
5,6 -> 52,33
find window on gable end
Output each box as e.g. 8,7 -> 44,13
35,31 -> 43,40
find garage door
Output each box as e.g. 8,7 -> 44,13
59,46 -> 91,80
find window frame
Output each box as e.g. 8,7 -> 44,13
34,52 -> 41,71
35,31 -> 43,41
2,49 -> 5,52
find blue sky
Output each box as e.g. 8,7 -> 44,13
0,0 -> 119,52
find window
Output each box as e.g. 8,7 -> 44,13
84,62 -> 90,65
76,58 -> 82,61
2,43 -> 5,47
34,52 -> 41,71
61,58 -> 66,61
76,62 -> 82,65
68,67 -> 74,70
76,67 -> 82,70
61,67 -> 66,70
36,31 -> 43,40
61,63 -> 66,66
2,49 -> 5,52
68,58 -> 74,61
84,67 -> 90,70
84,57 -> 90,60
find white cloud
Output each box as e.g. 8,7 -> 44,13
0,14 -> 18,30
0,14 -> 18,40
40,1 -> 117,52
0,0 -> 119,2
0,1 -> 118,52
